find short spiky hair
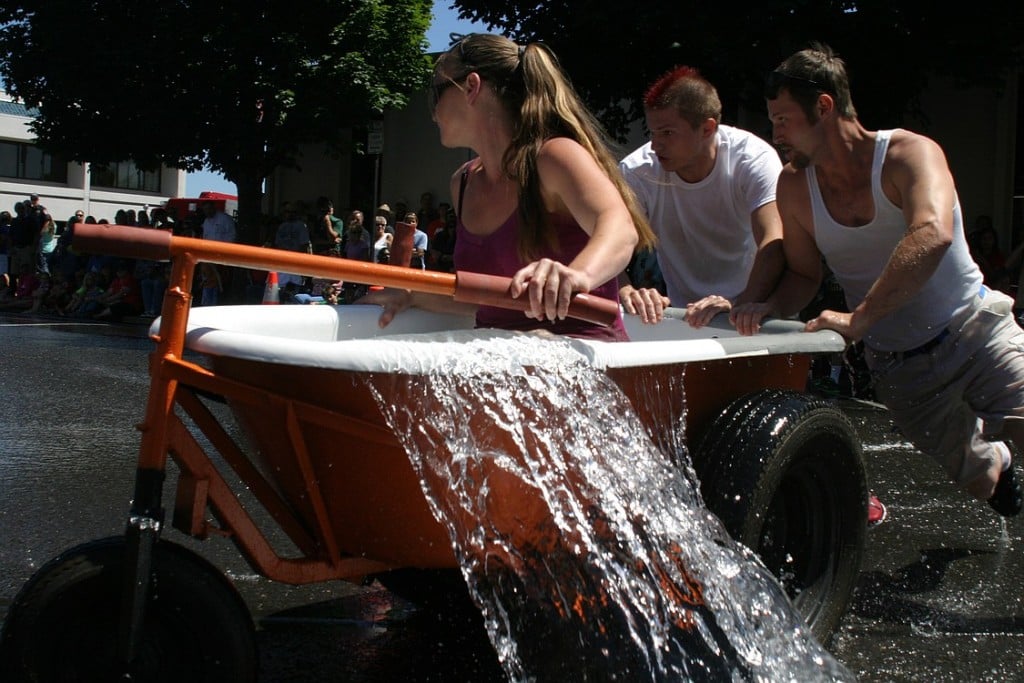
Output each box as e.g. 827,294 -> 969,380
642,66 -> 721,128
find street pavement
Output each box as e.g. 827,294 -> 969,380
1,313 -> 1022,681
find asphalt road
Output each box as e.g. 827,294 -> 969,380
1,313 -> 1022,681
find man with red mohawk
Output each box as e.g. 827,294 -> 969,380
621,64 -> 889,526
619,66 -> 784,329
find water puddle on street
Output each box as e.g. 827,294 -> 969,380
369,334 -> 854,681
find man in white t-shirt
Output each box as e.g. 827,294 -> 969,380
199,199 -> 237,301
200,200 -> 236,243
619,66 -> 784,329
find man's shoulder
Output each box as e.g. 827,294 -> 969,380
719,125 -> 778,157
882,128 -> 942,162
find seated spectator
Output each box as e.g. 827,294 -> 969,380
65,270 -> 105,317
306,278 -> 343,306
322,281 -> 342,305
42,271 -> 73,315
25,271 -> 52,313
94,261 -> 143,321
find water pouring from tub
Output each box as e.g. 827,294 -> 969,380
369,333 -> 854,681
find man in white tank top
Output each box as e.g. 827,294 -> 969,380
733,43 -> 1024,518
618,66 -> 785,329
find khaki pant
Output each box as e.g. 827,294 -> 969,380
864,288 -> 1024,486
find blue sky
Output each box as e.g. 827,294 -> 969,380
185,2 -> 487,196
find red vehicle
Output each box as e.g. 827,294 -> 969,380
165,191 -> 238,223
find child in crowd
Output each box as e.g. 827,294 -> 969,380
66,271 -> 105,317
43,271 -> 73,315
94,261 -> 143,321
198,262 -> 222,306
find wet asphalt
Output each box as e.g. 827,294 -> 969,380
0,313 -> 1022,682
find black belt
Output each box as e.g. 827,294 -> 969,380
897,328 -> 950,360
878,285 -> 986,361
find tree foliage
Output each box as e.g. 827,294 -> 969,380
0,0 -> 434,240
449,1 -> 1024,139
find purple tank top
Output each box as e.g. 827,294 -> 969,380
453,209 -> 627,341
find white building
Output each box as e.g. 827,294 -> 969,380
0,94 -> 186,224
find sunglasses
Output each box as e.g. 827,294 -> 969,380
428,74 -> 468,112
764,71 -> 835,99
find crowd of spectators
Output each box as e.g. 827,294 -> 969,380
0,189 -> 459,317
264,192 -> 457,305
0,192 -> 204,320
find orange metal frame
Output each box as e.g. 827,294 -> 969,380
75,223 -> 812,588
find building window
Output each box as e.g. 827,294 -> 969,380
0,140 -> 68,183
91,161 -> 161,193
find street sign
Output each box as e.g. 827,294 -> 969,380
367,120 -> 383,154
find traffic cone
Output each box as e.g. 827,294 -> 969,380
263,271 -> 280,304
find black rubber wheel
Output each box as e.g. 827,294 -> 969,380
692,388 -> 867,643
0,536 -> 257,683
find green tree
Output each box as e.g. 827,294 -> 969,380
0,0 -> 434,242
450,1 -> 1024,139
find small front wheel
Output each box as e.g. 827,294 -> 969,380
0,536 -> 257,682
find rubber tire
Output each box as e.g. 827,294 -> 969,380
0,536 -> 257,683
692,388 -> 867,643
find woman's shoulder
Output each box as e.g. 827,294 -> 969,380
537,136 -> 587,159
536,137 -> 597,178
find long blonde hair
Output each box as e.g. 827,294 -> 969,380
437,34 -> 655,262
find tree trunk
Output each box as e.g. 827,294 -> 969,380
233,171 -> 265,246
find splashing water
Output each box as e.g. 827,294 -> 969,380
368,334 -> 854,682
